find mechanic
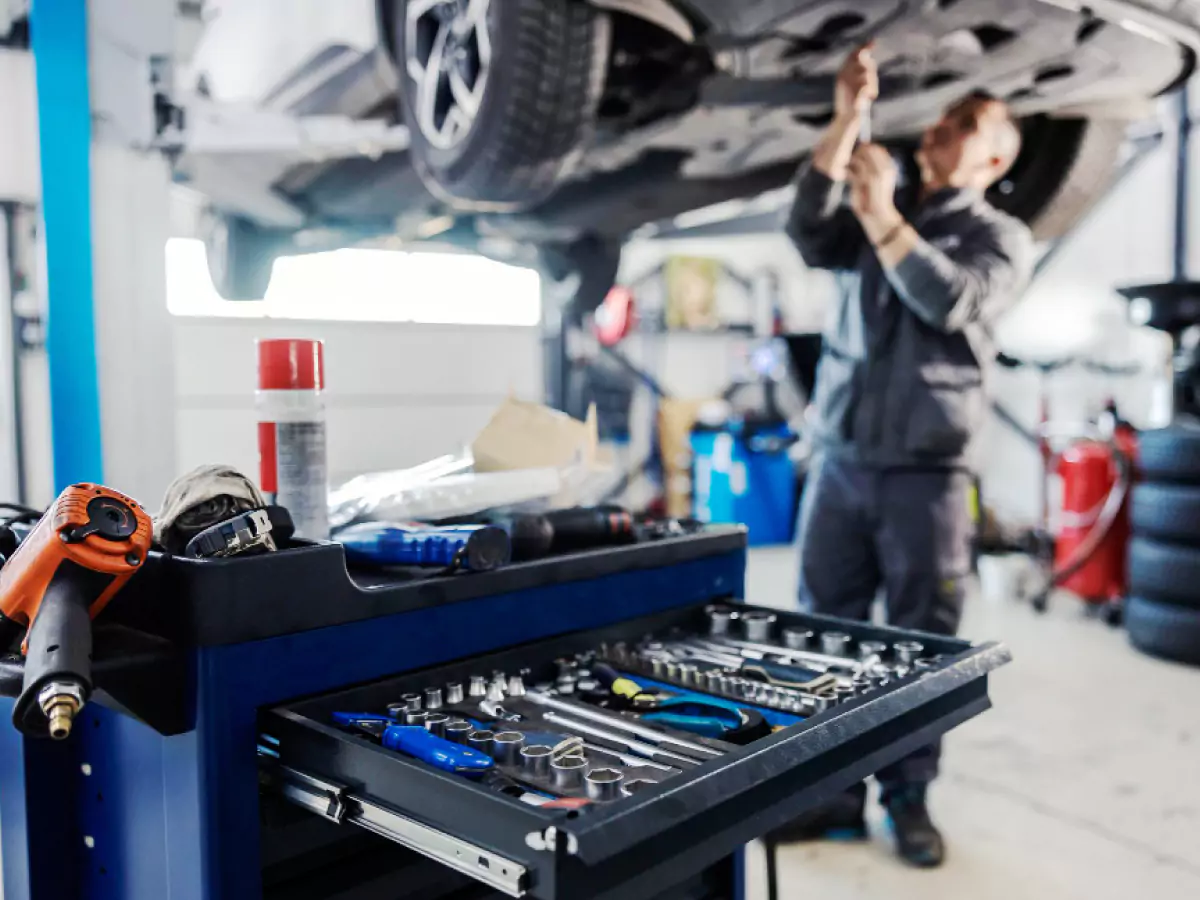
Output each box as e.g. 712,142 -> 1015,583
779,43 -> 1034,867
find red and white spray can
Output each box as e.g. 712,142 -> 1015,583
257,338 -> 329,539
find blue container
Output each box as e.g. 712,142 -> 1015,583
692,421 -> 797,546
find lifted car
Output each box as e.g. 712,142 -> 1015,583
180,0 -> 1199,306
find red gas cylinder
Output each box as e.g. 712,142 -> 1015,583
1054,427 -> 1137,603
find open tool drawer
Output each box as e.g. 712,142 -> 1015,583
259,602 -> 1010,900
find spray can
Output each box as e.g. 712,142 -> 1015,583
257,338 -> 329,539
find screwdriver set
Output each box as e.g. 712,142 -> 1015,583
325,603 -> 948,810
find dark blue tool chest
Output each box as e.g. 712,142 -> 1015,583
0,527 -> 1009,900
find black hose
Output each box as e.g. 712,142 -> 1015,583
765,838 -> 779,900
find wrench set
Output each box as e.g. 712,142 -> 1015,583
331,604 -> 946,809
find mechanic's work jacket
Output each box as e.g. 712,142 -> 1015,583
785,164 -> 1034,470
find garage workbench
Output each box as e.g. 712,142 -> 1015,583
0,527 -> 1009,899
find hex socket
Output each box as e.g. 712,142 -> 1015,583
445,682 -> 465,705
894,641 -> 925,665
782,627 -> 814,650
819,631 -> 852,657
401,693 -> 422,712
404,711 -> 429,726
444,720 -> 473,744
858,640 -> 888,661
741,611 -> 777,642
551,756 -> 586,790
423,713 -> 450,738
467,729 -> 495,753
424,687 -> 444,710
707,605 -> 738,636
585,767 -> 624,801
468,676 -> 488,698
520,744 -> 554,777
491,731 -> 525,766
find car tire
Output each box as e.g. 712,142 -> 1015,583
1128,536 -> 1200,609
394,0 -> 611,211
1130,482 -> 1200,542
988,115 -> 1130,242
201,212 -> 292,301
1125,595 -> 1200,666
1137,424 -> 1200,483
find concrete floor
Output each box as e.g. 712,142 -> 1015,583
742,547 -> 1200,900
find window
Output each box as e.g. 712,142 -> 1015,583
165,238 -> 542,326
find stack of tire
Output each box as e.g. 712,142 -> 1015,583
1128,426 -> 1200,665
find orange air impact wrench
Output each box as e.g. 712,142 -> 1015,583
0,484 -> 153,739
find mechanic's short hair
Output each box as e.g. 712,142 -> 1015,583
968,90 -> 1022,178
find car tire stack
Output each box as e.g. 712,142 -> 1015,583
1127,426 -> 1200,665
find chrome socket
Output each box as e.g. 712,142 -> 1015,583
650,658 -> 666,678
741,611 -> 777,642
507,675 -> 527,698
401,693 -> 422,712
894,641 -> 925,666
521,744 -> 554,778
585,768 -> 625,802
445,682 -> 465,705
707,605 -> 738,636
819,632 -> 852,657
486,681 -> 507,703
551,756 -> 587,790
424,687 -> 444,710
858,640 -> 888,661
491,732 -> 525,766
444,720 -> 473,744
467,729 -> 495,753
783,627 -> 814,650
404,710 -> 428,726
468,676 -> 488,698
423,713 -> 449,738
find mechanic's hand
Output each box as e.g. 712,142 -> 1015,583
835,43 -> 879,120
846,143 -> 899,222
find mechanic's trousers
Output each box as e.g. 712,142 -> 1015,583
796,454 -> 972,790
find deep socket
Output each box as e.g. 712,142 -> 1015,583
468,676 -> 488,698
783,627 -> 814,650
520,744 -> 553,777
445,682 -> 465,705
401,693 -> 422,712
423,713 -> 449,738
507,675 -> 527,697
486,681 -> 507,703
424,687 -> 444,710
585,768 -> 624,802
551,756 -> 586,790
819,632 -> 852,657
491,731 -> 525,766
741,611 -> 777,642
444,720 -> 473,743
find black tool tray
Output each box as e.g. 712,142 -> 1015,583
260,602 -> 1010,900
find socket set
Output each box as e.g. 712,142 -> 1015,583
326,604 -> 948,810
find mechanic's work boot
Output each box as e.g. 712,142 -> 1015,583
883,784 -> 945,868
768,782 -> 867,843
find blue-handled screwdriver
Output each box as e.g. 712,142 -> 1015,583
334,712 -> 494,775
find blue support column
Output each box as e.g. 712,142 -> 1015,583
31,0 -> 105,489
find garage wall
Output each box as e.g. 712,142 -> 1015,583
173,318 -> 541,491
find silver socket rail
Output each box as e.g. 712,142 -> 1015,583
538,712 -> 703,767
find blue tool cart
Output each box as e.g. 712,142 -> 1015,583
0,528 -> 1009,899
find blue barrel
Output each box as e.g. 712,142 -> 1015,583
691,421 -> 797,546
